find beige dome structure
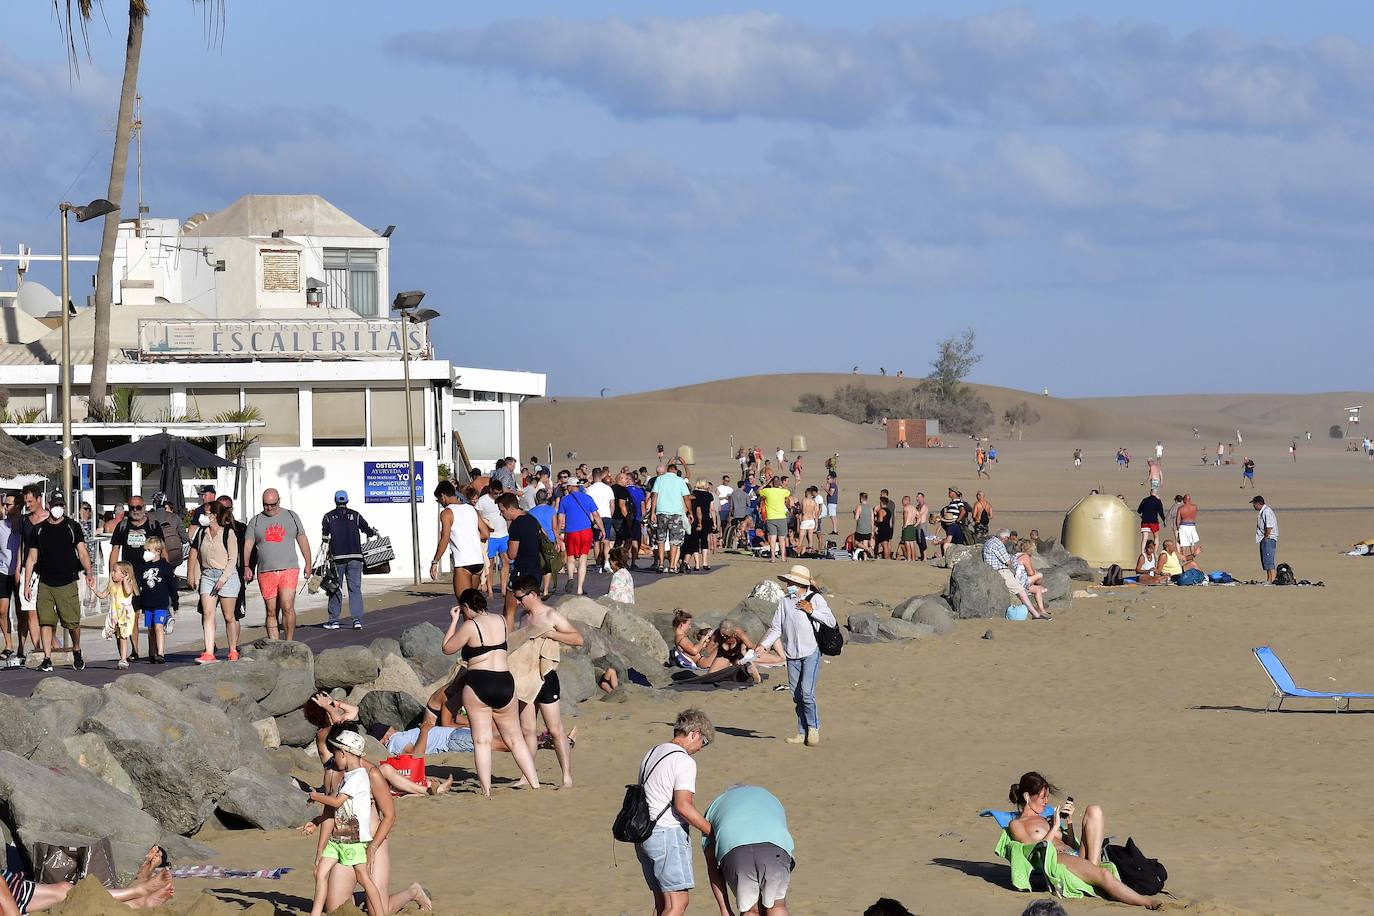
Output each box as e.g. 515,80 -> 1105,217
1061,494 -> 1138,568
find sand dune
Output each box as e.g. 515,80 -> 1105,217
523,373 -> 1374,461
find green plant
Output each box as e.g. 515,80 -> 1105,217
13,407 -> 47,424
212,406 -> 264,462
109,386 -> 144,422
438,462 -> 452,481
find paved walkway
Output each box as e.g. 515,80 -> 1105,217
0,562 -> 699,696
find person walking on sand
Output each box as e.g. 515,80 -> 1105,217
1136,491 -> 1166,554
1073,448 -> 1082,469
1252,495 -> 1278,584
1241,456 -> 1256,488
431,481 -> 488,599
758,565 -> 837,747
634,709 -> 716,916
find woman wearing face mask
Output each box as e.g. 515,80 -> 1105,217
757,565 -> 837,748
187,504 -> 241,663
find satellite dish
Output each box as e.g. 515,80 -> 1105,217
15,281 -> 60,318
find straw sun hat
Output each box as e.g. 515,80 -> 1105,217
777,565 -> 820,590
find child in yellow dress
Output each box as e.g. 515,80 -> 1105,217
99,561 -> 138,669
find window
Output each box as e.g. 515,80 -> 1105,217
323,248 -> 379,317
132,388 -> 171,420
369,387 -> 424,447
472,390 -> 501,403
187,388 -> 242,421
313,388 -> 366,446
248,389 -> 300,446
453,410 -> 506,462
261,249 -> 301,292
1,388 -> 46,420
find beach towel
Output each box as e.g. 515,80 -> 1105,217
669,665 -> 754,690
170,865 -> 293,880
994,830 -> 1118,899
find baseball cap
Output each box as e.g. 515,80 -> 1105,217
334,490 -> 349,504
327,728 -> 366,755
48,492 -> 66,507
1249,495 -> 1265,505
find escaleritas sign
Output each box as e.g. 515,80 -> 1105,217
138,319 -> 426,360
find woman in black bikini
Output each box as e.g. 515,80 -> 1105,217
442,588 -> 541,796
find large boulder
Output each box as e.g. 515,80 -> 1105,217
946,558 -> 1012,619
252,717 -> 281,750
357,690 -> 424,733
1058,556 -> 1098,581
185,681 -> 270,724
369,637 -> 403,661
216,767 -> 310,830
0,694 -> 50,757
368,653 -> 428,701
314,646 -> 381,691
942,544 -> 979,569
730,598 -> 778,640
258,668 -> 316,718
878,618 -> 935,641
601,640 -> 674,689
1042,568 -> 1073,606
62,733 -> 143,806
407,652 -> 457,686
601,604 -> 670,660
847,612 -> 882,638
159,658 -> 279,701
0,750 -> 162,876
891,594 -> 946,621
274,709 -> 318,749
554,595 -> 608,628
557,654 -> 598,705
908,599 -> 955,635
572,621 -> 614,661
399,622 -> 444,660
748,578 -> 786,604
247,638 -> 314,671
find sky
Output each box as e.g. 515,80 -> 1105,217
3,2 -> 1373,397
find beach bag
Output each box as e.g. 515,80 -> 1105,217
1274,562 -> 1296,586
612,748 -> 684,844
1103,564 -> 1124,586
1174,568 -> 1205,586
538,526 -> 564,575
362,536 -> 395,570
1106,838 -> 1168,897
1208,571 -> 1234,584
1005,603 -> 1030,621
32,837 -> 116,887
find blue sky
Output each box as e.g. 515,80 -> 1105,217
4,2 -> 1373,397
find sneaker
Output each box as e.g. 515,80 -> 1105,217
116,659 -> 130,669
195,652 -> 218,665
38,656 -> 53,672
322,621 -> 341,630
151,654 -> 166,665
805,727 -> 821,747
352,620 -> 363,630
227,650 -> 240,662
73,650 -> 85,671
784,733 -> 806,745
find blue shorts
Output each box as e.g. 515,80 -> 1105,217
636,825 -> 694,893
1243,470 -> 1254,479
143,607 -> 170,628
1259,538 -> 1277,571
602,519 -> 615,540
487,536 -> 509,558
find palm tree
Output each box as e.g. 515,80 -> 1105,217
53,1 -> 224,420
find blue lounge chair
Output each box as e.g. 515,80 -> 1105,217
1254,646 -> 1374,712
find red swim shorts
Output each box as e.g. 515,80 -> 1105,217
565,528 -> 594,558
256,567 -> 300,601
1140,522 -> 1161,534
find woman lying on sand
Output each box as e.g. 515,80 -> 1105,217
1,845 -> 174,912
304,694 -> 451,798
1008,772 -> 1162,909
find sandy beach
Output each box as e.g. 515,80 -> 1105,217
54,378 -> 1374,915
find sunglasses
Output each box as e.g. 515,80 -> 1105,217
263,501 -> 280,508
700,735 -> 711,748
128,504 -> 145,511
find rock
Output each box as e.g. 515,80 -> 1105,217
557,654 -> 598,705
252,718 -> 281,749
274,709 -> 318,749
62,733 -> 142,806
30,677 -> 103,707
1058,556 -> 1098,581
946,557 -> 1011,619
0,750 -> 162,876
368,653 -> 428,701
908,599 -> 955,635
847,612 -> 882,638
408,652 -> 458,686
877,618 -> 935,640
1041,568 -> 1073,605
748,578 -> 786,604
368,637 -> 403,661
860,598 -> 889,607
731,597 -> 778,638
572,621 -> 614,660
258,668 -> 316,718
315,646 -> 381,691
942,544 -> 979,569
601,640 -> 674,689
216,767 -> 310,830
185,681 -> 270,723
80,676 -> 256,835
646,611 -> 680,653
399,622 -> 445,659
0,694 -> 54,756
982,629 -> 994,640
159,832 -> 214,863
1035,538 -> 1073,565
265,745 -> 318,779
159,658 -> 280,701
552,595 -> 608,628
601,604 -> 670,660
847,632 -> 885,645
357,690 -> 424,732
247,637 -> 314,671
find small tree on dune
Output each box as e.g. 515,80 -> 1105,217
1003,401 -> 1041,440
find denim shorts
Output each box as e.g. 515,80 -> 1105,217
636,824 -> 694,892
199,568 -> 242,598
1259,538 -> 1277,571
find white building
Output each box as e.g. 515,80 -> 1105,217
0,194 -> 545,576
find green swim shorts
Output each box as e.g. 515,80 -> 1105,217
322,840 -> 367,867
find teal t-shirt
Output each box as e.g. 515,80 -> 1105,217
652,474 -> 691,517
702,786 -> 794,862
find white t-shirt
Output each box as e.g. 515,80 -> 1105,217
0,518 -> 19,575
716,485 -> 733,510
475,493 -> 508,539
334,767 -> 374,843
586,481 -> 615,520
1255,506 -> 1278,542
446,503 -> 485,567
639,742 -> 696,830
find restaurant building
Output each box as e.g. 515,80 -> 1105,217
0,194 -> 545,575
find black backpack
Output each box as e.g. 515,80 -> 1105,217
806,591 -> 844,656
1274,562 -> 1296,586
1106,837 -> 1168,897
1103,564 -> 1124,586
612,748 -> 683,844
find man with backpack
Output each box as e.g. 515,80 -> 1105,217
321,490 -> 378,630
242,488 -> 312,641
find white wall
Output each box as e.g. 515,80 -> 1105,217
247,446 -> 438,579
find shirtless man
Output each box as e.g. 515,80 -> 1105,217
1176,493 -> 1202,561
913,493 -> 930,560
899,496 -> 920,561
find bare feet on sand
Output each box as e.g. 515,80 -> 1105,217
428,775 -> 454,795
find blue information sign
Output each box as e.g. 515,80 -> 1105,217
363,461 -> 424,504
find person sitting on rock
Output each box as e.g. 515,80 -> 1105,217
1134,540 -> 1170,586
1012,538 -> 1051,619
2,844 -> 174,913
671,609 -> 712,669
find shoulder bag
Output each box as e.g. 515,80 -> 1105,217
612,747 -> 684,843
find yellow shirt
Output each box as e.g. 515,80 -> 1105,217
1159,551 -> 1183,576
759,487 -> 790,520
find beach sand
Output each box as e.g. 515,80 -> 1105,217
124,379 -> 1374,914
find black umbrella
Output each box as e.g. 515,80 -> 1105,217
94,432 -> 236,513
30,437 -> 120,474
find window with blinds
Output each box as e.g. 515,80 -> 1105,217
369,387 -> 424,447
313,388 -> 366,446
322,248 -> 379,317
261,249 -> 302,292
187,388 -> 242,421
248,389 -> 300,446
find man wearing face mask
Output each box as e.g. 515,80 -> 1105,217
757,565 -> 837,748
21,493 -> 95,672
110,494 -> 159,656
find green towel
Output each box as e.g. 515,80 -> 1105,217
994,829 -> 1120,899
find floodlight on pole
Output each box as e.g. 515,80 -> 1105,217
57,198 -> 119,505
391,290 -> 437,585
